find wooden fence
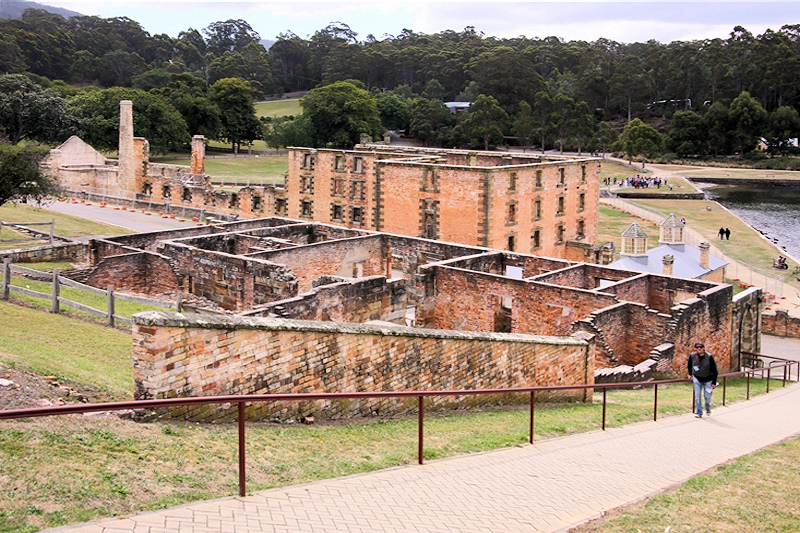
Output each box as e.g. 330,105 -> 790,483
0,220 -> 55,245
1,259 -> 177,327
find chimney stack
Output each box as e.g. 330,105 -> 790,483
699,242 -> 710,269
118,100 -> 134,187
662,254 -> 674,276
190,135 -> 206,176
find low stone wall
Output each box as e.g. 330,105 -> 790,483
0,243 -> 88,263
762,309 -> 800,338
132,312 -> 594,423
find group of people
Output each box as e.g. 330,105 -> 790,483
776,255 -> 789,269
612,175 -> 668,189
718,227 -> 731,240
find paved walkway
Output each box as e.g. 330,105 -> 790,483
48,377 -> 800,533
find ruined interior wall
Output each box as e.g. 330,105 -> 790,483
87,252 -> 180,295
248,275 -> 408,324
668,285 -> 733,375
430,266 -> 618,336
132,312 -> 593,422
762,309 -> 800,339
259,236 -> 386,293
160,243 -> 297,310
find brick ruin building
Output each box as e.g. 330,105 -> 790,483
76,217 -> 763,421
46,100 -> 610,263
39,99 -> 765,421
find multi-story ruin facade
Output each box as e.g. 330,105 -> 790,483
286,145 -> 603,262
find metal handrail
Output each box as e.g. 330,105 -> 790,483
1,359 -> 797,498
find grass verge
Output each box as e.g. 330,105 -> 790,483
573,433 -> 800,532
0,300 -> 133,399
0,377 -> 785,532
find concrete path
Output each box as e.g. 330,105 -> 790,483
47,377 -> 800,533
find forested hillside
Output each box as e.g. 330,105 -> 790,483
1,7 -> 799,160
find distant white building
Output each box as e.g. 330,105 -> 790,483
609,214 -> 727,282
444,102 -> 471,114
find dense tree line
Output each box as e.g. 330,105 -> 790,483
2,8 -> 800,157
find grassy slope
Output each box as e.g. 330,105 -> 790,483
0,301 -> 133,398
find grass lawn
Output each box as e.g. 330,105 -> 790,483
575,432 -> 800,532
0,204 -> 132,239
669,165 -> 800,182
0,301 -> 133,399
255,98 -> 301,118
153,154 -> 288,184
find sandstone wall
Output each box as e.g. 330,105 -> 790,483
132,312 -> 594,422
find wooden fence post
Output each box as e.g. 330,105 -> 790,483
49,219 -> 54,245
107,285 -> 115,327
2,259 -> 10,300
51,269 -> 60,314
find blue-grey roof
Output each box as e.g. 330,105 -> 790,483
609,243 -> 728,279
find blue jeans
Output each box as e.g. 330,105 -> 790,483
693,377 -> 713,415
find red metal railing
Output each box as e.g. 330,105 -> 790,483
0,358 -> 797,498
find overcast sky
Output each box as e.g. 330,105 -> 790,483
45,1 -> 800,44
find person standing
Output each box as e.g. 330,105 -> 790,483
688,342 -> 718,418
725,228 -> 731,240
718,227 -> 725,240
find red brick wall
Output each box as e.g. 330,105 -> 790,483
261,236 -> 386,293
762,310 -> 800,338
87,252 -> 179,295
132,313 -> 594,422
430,266 -> 618,336
246,275 -> 408,323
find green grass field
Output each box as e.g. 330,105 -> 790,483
255,98 -> 302,118
0,301 -> 133,399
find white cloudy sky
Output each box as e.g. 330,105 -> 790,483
46,1 -> 800,43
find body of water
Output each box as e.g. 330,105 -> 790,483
698,182 -> 800,260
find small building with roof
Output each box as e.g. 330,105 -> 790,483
609,214 -> 727,282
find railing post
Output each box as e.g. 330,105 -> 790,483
238,401 -> 246,497
529,391 -> 535,444
767,365 -> 771,393
653,383 -> 658,421
107,285 -> 115,327
782,364 -> 787,388
722,376 -> 727,406
2,259 -> 10,300
51,268 -> 60,314
49,218 -> 54,245
418,396 -> 424,465
601,387 -> 607,430
746,371 -> 751,400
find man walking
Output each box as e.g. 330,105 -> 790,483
688,342 -> 718,418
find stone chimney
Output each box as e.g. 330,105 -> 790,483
118,100 -> 134,187
662,254 -> 674,276
190,135 -> 206,176
699,242 -> 710,269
